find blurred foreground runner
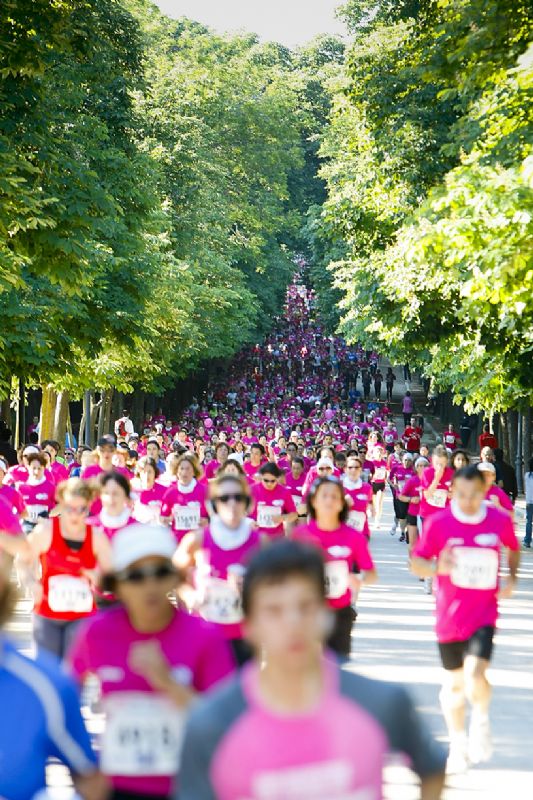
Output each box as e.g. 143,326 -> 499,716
179,540 -> 446,800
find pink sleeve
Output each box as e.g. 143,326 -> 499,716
352,533 -> 374,571
412,516 -> 441,560
284,491 -> 297,514
160,488 -> 175,518
500,514 -> 519,551
194,627 -> 236,692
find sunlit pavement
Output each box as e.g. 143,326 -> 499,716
354,497 -> 533,799
6,490 -> 533,798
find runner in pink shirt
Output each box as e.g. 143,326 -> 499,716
391,452 -> 415,543
90,471 -> 136,541
369,444 -> 388,528
342,456 -> 373,538
250,463 -> 298,539
0,458 -> 26,518
419,445 -> 454,522
204,442 -> 231,481
179,539 -> 446,800
160,454 -> 208,542
177,474 -> 261,666
68,523 -> 234,799
284,456 -> 307,516
243,442 -> 265,483
18,453 -> 56,528
131,456 -> 168,524
411,465 -> 519,773
292,477 -> 376,657
399,456 -> 429,552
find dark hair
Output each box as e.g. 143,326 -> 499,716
306,476 -> 349,523
493,448 -> 504,462
242,539 -> 325,615
100,470 -> 131,498
250,442 -> 265,455
528,457 -> 533,474
291,456 -> 305,468
27,452 -> 47,467
452,449 -> 470,468
215,442 -> 230,455
258,462 -> 283,479
452,465 -> 485,485
41,439 -> 60,453
137,455 -> 160,478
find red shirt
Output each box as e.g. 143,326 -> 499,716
479,432 -> 498,451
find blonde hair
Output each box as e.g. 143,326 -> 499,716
176,453 -> 202,479
55,477 -> 96,506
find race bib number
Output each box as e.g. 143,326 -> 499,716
428,488 -> 448,508
48,574 -> 93,613
200,577 -> 243,625
347,510 -> 366,531
374,467 -> 386,482
324,561 -> 349,600
173,503 -> 201,531
451,547 -> 499,590
28,504 -> 48,521
292,494 -> 303,509
101,693 -> 185,776
257,505 -> 279,529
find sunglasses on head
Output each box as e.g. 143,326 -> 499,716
217,493 -> 247,504
116,563 -> 177,584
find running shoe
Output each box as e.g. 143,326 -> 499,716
468,712 -> 493,764
446,738 -> 469,774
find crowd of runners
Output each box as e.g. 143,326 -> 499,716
0,274 -> 523,799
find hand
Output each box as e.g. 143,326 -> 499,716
497,577 -> 516,601
128,640 -> 172,693
437,548 -> 455,576
272,514 -> 284,525
73,770 -> 110,800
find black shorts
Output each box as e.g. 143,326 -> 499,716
438,626 -> 495,671
406,513 -> 418,526
371,482 -> 386,494
327,605 -> 357,658
395,499 -> 408,520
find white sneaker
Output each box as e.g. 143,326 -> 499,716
389,526 -> 396,536
447,740 -> 469,774
468,712 -> 493,764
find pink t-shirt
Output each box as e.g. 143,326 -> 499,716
131,481 -> 168,523
3,464 -> 28,487
486,485 -> 514,513
0,484 -> 26,516
284,471 -> 307,508
342,481 -> 373,537
413,503 -> 518,642
19,479 -> 56,520
68,605 -> 235,796
419,466 -> 454,519
392,466 -> 415,495
209,658 -> 388,800
50,460 -> 69,484
401,475 -> 423,518
251,483 -> 297,538
293,520 -> 374,609
370,459 -> 388,484
243,461 -> 262,483
160,480 -> 208,541
0,494 -> 23,536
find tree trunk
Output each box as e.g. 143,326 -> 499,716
507,410 -> 518,466
53,390 -> 70,445
132,390 -> 145,434
0,398 -> 10,428
39,386 -> 57,443
523,407 -> 532,474
97,389 -> 114,440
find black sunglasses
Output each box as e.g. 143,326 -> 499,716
217,493 -> 247,504
117,564 -> 177,584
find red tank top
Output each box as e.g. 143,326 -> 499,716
36,516 -> 97,620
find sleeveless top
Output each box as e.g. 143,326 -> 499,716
35,516 -> 97,620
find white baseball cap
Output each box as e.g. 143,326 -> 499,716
477,462 -> 496,473
111,524 -> 176,573
317,457 -> 334,469
23,445 -> 40,456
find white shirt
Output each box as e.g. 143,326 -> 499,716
114,417 -> 134,436
525,472 -> 533,504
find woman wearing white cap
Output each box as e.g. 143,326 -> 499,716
399,456 -> 429,553
68,522 -> 234,800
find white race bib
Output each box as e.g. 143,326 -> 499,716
173,503 -> 201,531
28,504 -> 48,521
257,505 -> 279,529
48,574 -> 93,613
292,494 -> 303,509
200,577 -> 243,625
101,693 -> 185,776
373,467 -> 386,482
325,561 -> 349,600
347,510 -> 366,531
451,547 -> 499,590
428,488 -> 448,508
